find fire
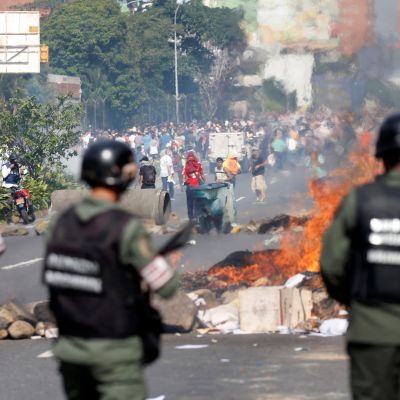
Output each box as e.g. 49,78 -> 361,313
207,251 -> 285,289
207,146 -> 381,289
274,147 -> 380,275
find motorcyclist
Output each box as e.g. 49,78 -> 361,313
2,155 -> 22,223
2,154 -> 22,189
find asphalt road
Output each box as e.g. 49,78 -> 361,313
0,165 -> 349,400
0,334 -> 350,400
0,167 -> 311,304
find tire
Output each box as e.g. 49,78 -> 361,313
28,204 -> 36,222
19,208 -> 30,225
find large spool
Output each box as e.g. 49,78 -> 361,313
51,189 -> 171,225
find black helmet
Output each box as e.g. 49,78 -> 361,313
376,114 -> 400,158
9,154 -> 17,163
81,140 -> 136,190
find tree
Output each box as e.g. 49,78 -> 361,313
169,2 -> 246,119
42,0 -> 145,128
0,96 -> 83,178
41,0 -> 246,126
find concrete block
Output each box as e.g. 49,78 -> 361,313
239,287 -> 282,333
281,288 -> 313,329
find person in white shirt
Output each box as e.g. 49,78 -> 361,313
159,149 -> 175,200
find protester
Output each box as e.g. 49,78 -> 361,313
271,129 -> 287,169
159,149 -> 175,200
43,140 -> 179,400
222,154 -> 241,225
172,150 -> 184,191
149,134 -> 159,160
222,154 -> 241,188
305,151 -> 327,180
139,156 -> 156,189
250,148 -> 268,203
215,157 -> 228,183
183,151 -> 205,222
320,114 -> 400,400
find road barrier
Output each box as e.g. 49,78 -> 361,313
50,189 -> 171,225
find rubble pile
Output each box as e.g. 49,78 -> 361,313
180,262 -> 347,336
0,301 -> 57,340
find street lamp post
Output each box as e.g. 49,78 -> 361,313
174,3 -> 180,125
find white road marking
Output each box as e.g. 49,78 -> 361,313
175,345 -> 209,349
2,257 -> 44,270
236,197 -> 245,202
37,350 -> 54,358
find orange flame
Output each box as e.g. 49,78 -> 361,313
274,147 -> 380,275
207,146 -> 381,289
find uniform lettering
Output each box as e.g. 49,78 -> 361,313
47,253 -> 100,275
370,218 -> 400,233
367,250 -> 400,265
369,233 -> 400,246
44,270 -> 103,293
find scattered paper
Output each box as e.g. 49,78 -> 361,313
175,345 -> 209,350
37,350 -> 54,358
147,396 -> 165,400
220,359 -> 230,363
294,347 -> 308,352
284,274 -> 306,288
277,325 -> 291,335
318,319 -> 348,336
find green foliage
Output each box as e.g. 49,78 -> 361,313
0,96 -> 83,179
24,176 -> 52,210
0,187 -> 9,212
40,0 -> 246,126
24,168 -> 80,210
254,78 -> 298,112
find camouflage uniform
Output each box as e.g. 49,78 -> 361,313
46,197 -> 179,400
321,171 -> 400,400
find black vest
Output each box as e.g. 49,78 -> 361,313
140,165 -> 156,186
351,177 -> 400,303
43,207 -> 145,338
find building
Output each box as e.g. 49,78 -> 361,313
47,74 -> 82,103
0,0 -> 32,11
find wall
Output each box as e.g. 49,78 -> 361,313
0,0 -> 31,11
263,54 -> 315,107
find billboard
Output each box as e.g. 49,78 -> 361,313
205,0 -> 339,48
0,11 -> 41,73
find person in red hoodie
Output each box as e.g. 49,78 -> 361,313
183,152 -> 205,221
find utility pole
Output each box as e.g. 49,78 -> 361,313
174,3 -> 180,125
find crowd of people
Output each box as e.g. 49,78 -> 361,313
78,105 -> 381,223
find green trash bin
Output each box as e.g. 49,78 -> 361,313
191,183 -> 229,233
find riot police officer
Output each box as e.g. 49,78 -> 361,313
44,140 -> 179,400
321,114 -> 400,400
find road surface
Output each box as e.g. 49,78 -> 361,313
0,166 -> 351,400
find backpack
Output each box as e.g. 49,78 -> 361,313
141,165 -> 156,185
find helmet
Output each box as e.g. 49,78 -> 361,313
9,154 -> 17,163
81,140 -> 136,191
376,114 -> 400,158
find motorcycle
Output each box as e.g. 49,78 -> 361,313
12,187 -> 36,224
